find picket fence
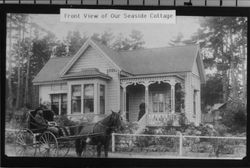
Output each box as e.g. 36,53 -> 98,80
111,133 -> 246,157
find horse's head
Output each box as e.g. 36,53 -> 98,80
109,110 -> 126,132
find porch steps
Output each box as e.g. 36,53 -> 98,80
134,114 -> 147,134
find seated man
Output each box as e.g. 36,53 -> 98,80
34,108 -> 59,136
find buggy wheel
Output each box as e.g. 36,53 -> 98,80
15,129 -> 36,156
57,141 -> 71,157
38,131 -> 58,157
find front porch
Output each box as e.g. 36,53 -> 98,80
120,75 -> 185,127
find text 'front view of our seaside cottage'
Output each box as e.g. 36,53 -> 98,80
33,37 -> 206,130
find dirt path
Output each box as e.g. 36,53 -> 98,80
4,143 -> 243,159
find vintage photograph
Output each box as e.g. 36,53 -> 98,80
5,12 -> 247,159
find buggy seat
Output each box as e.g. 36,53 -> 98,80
27,109 -> 55,134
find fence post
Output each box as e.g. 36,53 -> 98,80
179,133 -> 183,156
112,133 -> 115,152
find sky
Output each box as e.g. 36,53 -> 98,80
31,14 -> 202,48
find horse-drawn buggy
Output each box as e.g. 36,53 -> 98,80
15,109 -> 125,157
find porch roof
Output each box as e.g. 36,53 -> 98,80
120,73 -> 184,81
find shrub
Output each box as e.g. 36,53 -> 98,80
221,100 -> 246,133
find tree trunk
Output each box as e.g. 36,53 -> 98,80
15,25 -> 22,109
222,70 -> 229,102
229,29 -> 239,99
7,16 -> 14,109
24,22 -> 32,108
242,45 -> 247,105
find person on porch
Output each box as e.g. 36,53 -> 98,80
138,100 -> 145,121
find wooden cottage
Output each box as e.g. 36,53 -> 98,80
33,38 -> 206,127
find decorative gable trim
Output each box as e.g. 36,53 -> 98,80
60,38 -> 121,77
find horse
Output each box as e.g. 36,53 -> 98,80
75,110 -> 125,158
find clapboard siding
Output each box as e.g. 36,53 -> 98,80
192,74 -> 201,124
68,46 -> 115,74
184,72 -> 193,123
39,83 -> 68,105
120,87 -> 123,112
39,85 -> 51,104
107,71 -> 120,114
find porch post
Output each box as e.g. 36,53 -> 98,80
170,80 -> 176,114
145,84 -> 149,116
123,86 -> 127,115
121,83 -> 128,121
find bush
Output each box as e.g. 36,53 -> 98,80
221,101 -> 246,133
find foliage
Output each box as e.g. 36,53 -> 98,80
169,17 -> 247,108
6,13 -> 145,111
201,74 -> 223,106
112,30 -> 145,51
221,100 -> 246,133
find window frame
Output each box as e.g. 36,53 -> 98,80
71,84 -> 82,113
83,84 -> 94,113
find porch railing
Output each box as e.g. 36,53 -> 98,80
147,113 -> 181,126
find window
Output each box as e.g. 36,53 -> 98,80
100,85 -> 105,114
61,94 -> 67,115
84,84 -> 94,113
51,93 -> 67,115
51,94 -> 59,115
71,85 -> 81,113
152,93 -> 165,113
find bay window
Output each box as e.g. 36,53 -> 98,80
71,85 -> 81,113
84,84 -> 94,113
100,85 -> 105,114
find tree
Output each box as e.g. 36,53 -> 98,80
65,30 -> 88,56
92,30 -> 114,47
169,17 -> 247,108
6,14 -> 28,109
112,33 -> 131,51
201,74 -> 223,106
168,32 -> 184,46
112,30 -> 145,51
128,30 -> 145,50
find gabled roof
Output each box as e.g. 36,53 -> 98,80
32,56 -> 72,84
60,38 -> 121,77
33,38 -> 206,84
92,38 -> 202,75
